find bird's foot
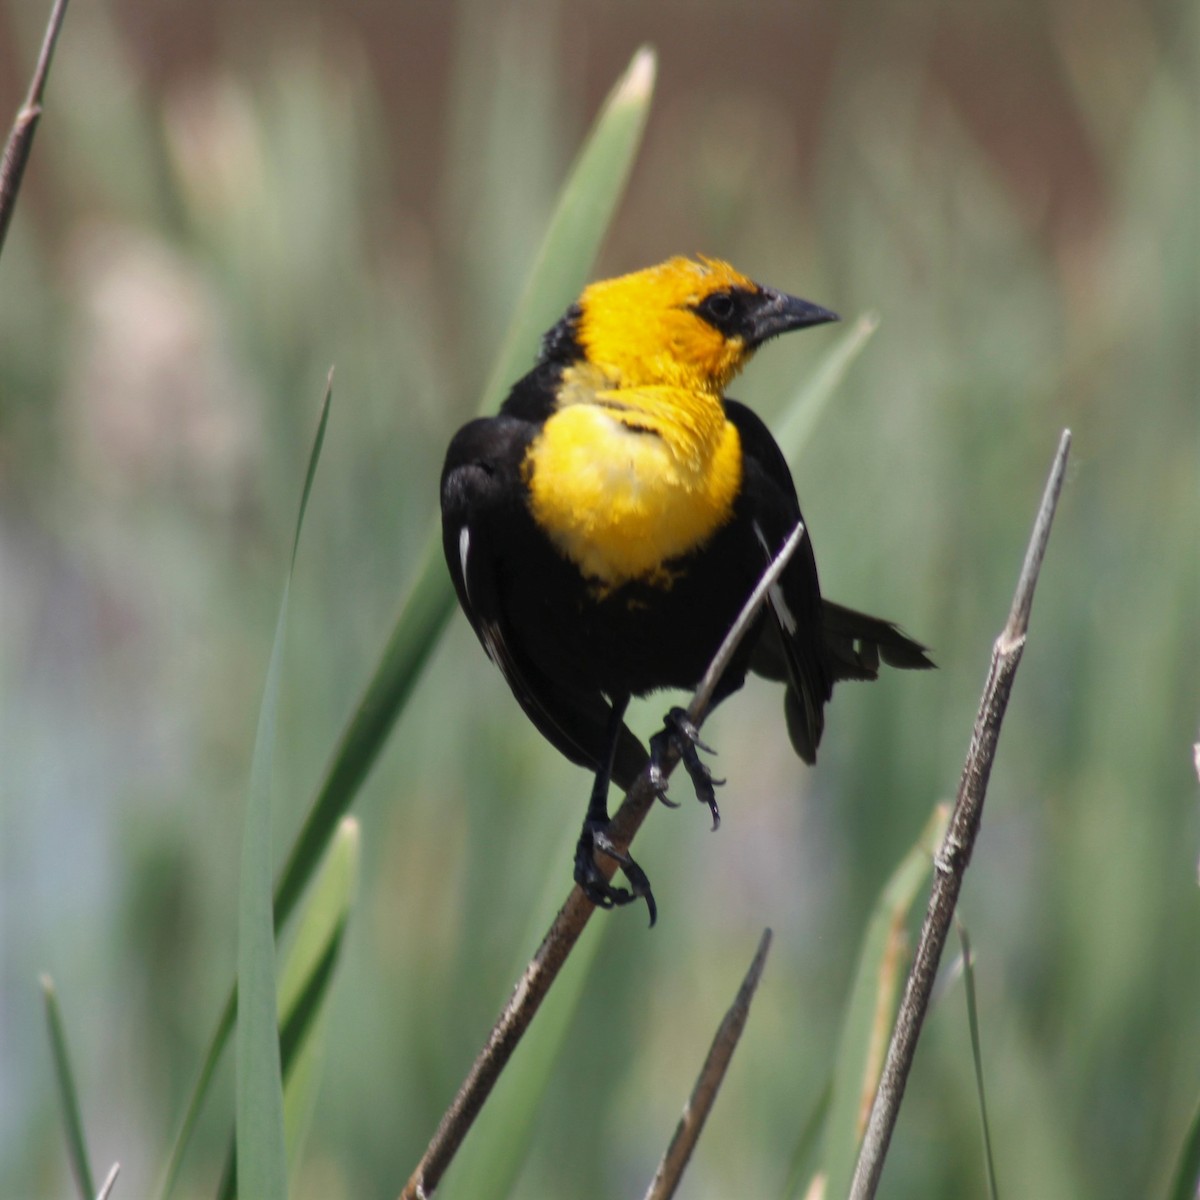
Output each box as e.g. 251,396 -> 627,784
650,706 -> 725,831
575,819 -> 657,927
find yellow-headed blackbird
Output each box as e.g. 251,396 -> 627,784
441,256 -> 931,923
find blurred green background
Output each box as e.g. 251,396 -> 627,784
2,1 -> 1196,1197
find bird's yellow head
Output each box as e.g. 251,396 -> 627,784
573,256 -> 837,394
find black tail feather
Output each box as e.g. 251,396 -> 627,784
820,600 -> 935,683
767,600 -> 934,764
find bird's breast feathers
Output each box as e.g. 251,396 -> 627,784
522,373 -> 743,589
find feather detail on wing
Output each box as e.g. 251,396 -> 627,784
441,416 -> 649,789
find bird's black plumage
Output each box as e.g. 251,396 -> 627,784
440,257 -> 932,922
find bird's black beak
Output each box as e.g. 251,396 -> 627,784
748,287 -> 839,345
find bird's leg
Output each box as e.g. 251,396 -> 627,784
650,706 -> 725,832
573,694 -> 657,926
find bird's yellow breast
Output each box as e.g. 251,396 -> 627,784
523,380 -> 743,589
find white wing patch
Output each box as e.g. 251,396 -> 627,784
753,520 -> 797,635
458,525 -> 473,608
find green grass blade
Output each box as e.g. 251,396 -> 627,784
235,382 -> 333,1200
273,43 -> 656,933
271,529 -> 453,929
218,817 -> 360,1200
217,930 -> 345,1200
958,922 -> 1000,1199
773,311 -> 879,468
40,975 -> 95,1200
157,996 -> 235,1200
821,803 -> 950,1200
289,368 -> 333,571
158,51 -> 655,1197
779,1080 -> 832,1200
278,815 -> 359,1183
474,44 -> 657,418
1165,1093 -> 1200,1200
234,587 -> 291,1200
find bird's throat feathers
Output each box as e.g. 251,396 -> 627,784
523,361 -> 743,589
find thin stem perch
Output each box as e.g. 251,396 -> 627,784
95,1163 -> 120,1200
0,0 -> 70,256
848,429 -> 1071,1199
643,928 -> 773,1200
398,525 -> 805,1200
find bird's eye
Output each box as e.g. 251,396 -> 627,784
702,292 -> 734,321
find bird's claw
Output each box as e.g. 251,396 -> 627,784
575,819 -> 658,926
651,706 -> 724,831
649,762 -> 681,809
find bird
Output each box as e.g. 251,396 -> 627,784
440,255 -> 932,924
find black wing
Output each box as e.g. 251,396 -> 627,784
440,415 -> 649,789
726,400 -> 934,762
725,399 -> 832,763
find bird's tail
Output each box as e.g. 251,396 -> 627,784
779,601 -> 933,764
819,600 -> 935,681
